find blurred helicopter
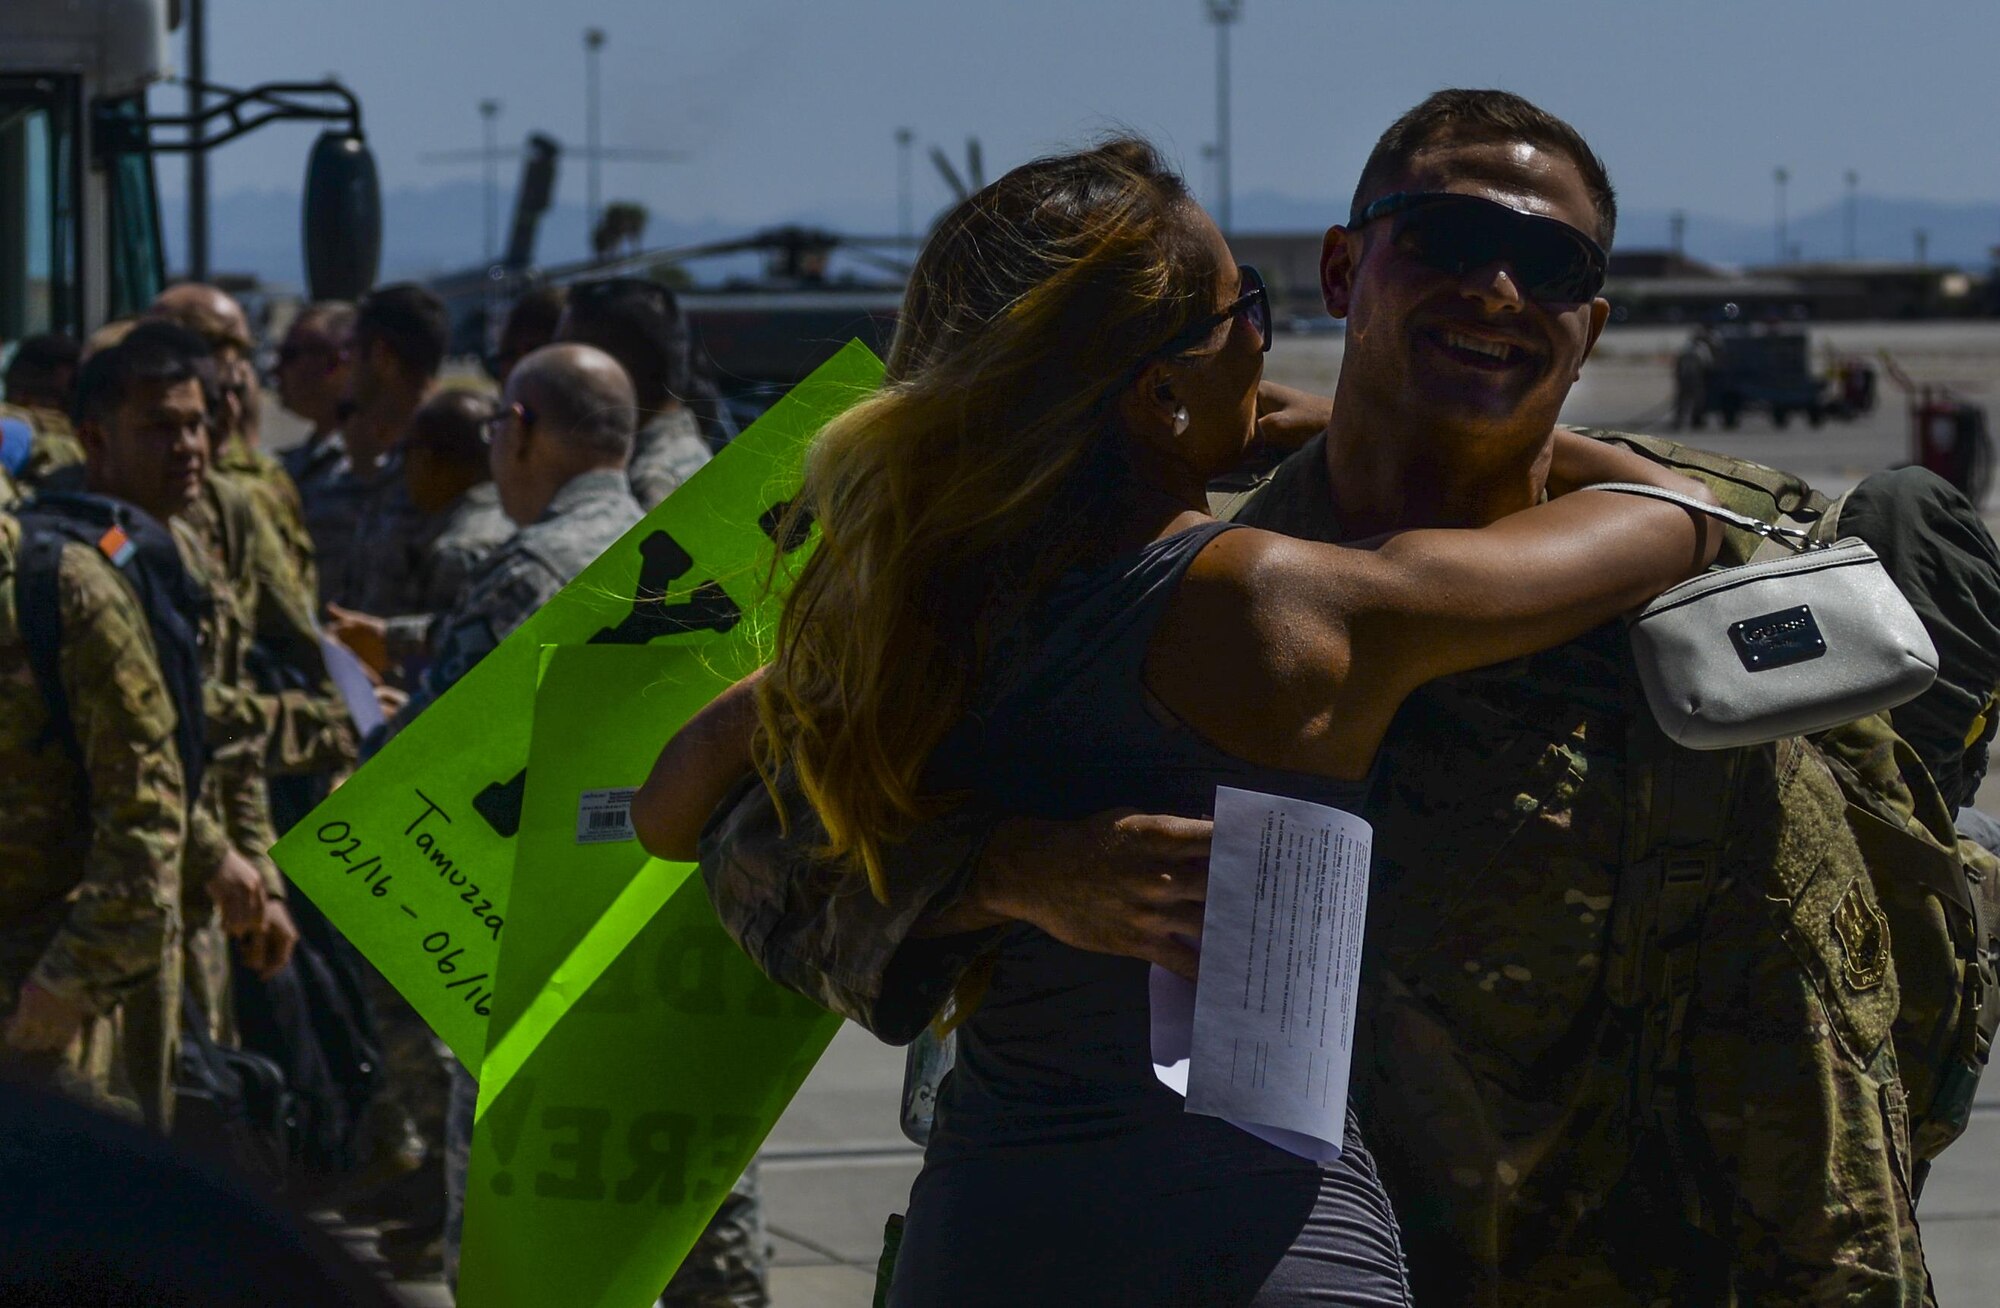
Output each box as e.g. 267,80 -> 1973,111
431,136 -> 994,420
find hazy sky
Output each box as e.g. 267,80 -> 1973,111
180,0 -> 1999,231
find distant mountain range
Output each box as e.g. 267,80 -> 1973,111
183,178 -> 2000,290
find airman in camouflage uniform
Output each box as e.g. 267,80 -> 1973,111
0,513 -> 185,1130
1,401 -> 88,493
628,408 -> 713,510
696,95 -> 1941,1305
149,284 -> 319,593
552,277 -> 714,511
323,391 -> 514,685
405,345 -> 760,1303
4,333 -> 87,494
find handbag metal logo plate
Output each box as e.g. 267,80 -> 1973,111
1728,604 -> 1826,672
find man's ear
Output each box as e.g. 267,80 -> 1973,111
1576,297 -> 1612,377
1321,225 -> 1359,320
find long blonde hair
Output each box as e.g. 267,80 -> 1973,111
756,137 -> 1220,899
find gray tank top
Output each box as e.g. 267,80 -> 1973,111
925,521 -> 1373,1161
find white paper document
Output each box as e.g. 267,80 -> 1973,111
1150,786 -> 1372,1161
320,632 -> 386,738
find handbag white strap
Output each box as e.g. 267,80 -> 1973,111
1585,481 -> 1817,553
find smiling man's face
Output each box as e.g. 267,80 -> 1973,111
1327,136 -> 1611,447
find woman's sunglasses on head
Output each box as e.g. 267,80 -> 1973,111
1353,192 -> 1607,306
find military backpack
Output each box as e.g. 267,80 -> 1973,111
1601,435 -> 2000,1197
11,489 -> 211,803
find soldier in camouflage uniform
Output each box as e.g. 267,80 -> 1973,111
555,278 -> 713,509
694,94 -> 1937,1305
150,285 -> 319,595
324,285 -> 451,617
73,328 -> 308,1042
0,512 -> 185,1130
3,333 -> 87,493
274,303 -> 360,600
392,345 -> 762,1304
324,390 -> 513,685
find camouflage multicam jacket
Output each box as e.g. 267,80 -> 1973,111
0,515 -> 184,1019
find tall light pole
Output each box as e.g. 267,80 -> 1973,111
1206,0 -> 1244,235
480,99 -> 502,264
187,0 -> 209,279
1914,227 -> 1929,267
584,27 -> 606,245
1844,169 -> 1859,261
895,127 -> 915,243
1669,209 -> 1686,258
1773,166 -> 1789,265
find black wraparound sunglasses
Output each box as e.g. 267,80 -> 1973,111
1156,264 -> 1273,359
1353,192 -> 1608,306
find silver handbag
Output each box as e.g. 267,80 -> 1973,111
1592,481 -> 1939,750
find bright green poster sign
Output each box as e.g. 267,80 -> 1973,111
456,646 -> 840,1308
272,342 -> 884,1063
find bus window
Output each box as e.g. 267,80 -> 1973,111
0,77 -> 79,339
102,97 -> 165,320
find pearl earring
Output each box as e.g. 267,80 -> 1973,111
1172,406 -> 1190,435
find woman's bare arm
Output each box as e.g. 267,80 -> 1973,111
633,669 -> 764,862
1150,441 -> 1721,778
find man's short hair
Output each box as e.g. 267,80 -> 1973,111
561,277 -> 692,404
149,285 -> 253,354
1350,89 -> 1618,248
73,324 -> 206,428
406,389 -> 498,472
354,283 -> 450,380
502,285 -> 566,347
290,300 -> 357,343
5,333 -> 82,408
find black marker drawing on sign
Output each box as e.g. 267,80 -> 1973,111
473,509 -> 804,838
588,531 -> 740,646
758,498 -> 814,554
475,768 -> 527,838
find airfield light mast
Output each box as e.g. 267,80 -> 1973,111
896,127 -> 915,243
187,0 -> 209,279
585,27 -> 606,248
1773,166 -> 1789,265
1844,169 -> 1859,261
481,99 -> 502,264
1206,0 -> 1243,235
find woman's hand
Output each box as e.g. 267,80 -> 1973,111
934,809 -> 1214,981
633,669 -> 767,862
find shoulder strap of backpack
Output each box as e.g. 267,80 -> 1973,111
14,519 -> 80,771
1605,683 -> 1745,1231
14,492 -> 210,801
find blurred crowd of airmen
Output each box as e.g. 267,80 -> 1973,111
0,276 -> 767,1305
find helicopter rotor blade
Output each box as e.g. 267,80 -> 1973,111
420,148 -> 531,163
841,246 -> 916,278
929,145 -> 969,202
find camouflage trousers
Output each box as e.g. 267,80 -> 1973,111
0,939 -> 183,1134
441,1062 -> 770,1305
359,957 -> 452,1159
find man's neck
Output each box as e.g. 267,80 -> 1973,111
347,383 -> 428,474
1322,391 -> 1557,537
